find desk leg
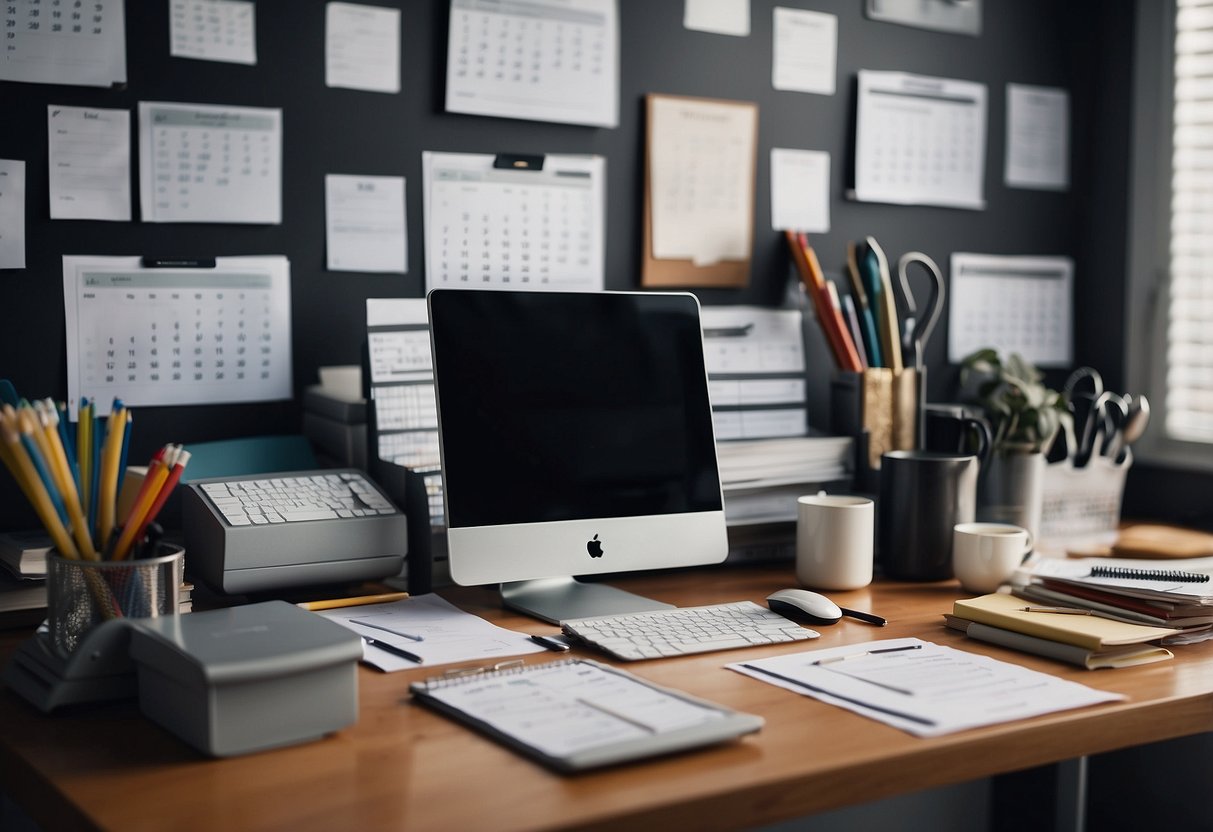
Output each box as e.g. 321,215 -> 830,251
1054,757 -> 1088,832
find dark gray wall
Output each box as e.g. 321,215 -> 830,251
0,1 -> 1138,528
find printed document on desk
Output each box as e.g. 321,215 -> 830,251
729,637 -> 1123,737
320,593 -> 546,670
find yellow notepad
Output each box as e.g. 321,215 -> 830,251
952,593 -> 1175,651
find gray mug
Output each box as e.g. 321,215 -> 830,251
877,450 -> 979,581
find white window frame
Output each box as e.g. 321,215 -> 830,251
1126,0 -> 1213,470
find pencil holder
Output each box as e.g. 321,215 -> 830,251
47,545 -> 183,658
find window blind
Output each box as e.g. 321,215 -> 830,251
1168,0 -> 1213,441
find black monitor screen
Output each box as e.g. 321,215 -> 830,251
429,291 -> 724,529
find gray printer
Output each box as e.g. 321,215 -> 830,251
183,469 -> 407,593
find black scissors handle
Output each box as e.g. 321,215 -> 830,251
896,252 -> 945,371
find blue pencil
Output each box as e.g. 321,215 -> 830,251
89,405 -> 102,541
53,400 -> 80,490
18,429 -> 70,527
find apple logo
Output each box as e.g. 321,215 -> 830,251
587,534 -> 604,558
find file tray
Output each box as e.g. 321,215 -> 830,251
129,601 -> 362,757
1038,453 -> 1131,548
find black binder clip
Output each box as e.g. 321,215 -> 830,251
493,153 -> 545,171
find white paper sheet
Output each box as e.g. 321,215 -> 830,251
730,638 -> 1123,737
170,0 -> 257,65
770,148 -> 829,233
422,151 -> 605,291
320,594 -> 546,671
445,0 -> 618,128
1,0 -> 126,87
325,174 -> 407,273
1005,84 -> 1069,191
138,101 -> 282,224
854,70 -> 987,210
772,7 -> 836,95
47,105 -> 130,221
948,253 -> 1073,366
325,2 -> 401,93
649,96 -> 756,266
62,255 -> 292,417
684,0 -> 750,36
0,161 -> 25,270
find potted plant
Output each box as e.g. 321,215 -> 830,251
958,349 -> 1068,539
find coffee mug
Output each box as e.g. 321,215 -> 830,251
952,522 -> 1033,594
796,493 -> 874,590
878,450 -> 979,581
922,404 -> 992,464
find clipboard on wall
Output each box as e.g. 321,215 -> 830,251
642,94 -> 757,288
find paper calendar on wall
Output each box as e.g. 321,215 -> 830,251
421,151 -> 605,292
947,253 -> 1073,367
62,255 -> 292,418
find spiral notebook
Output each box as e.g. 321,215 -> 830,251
409,658 -> 763,773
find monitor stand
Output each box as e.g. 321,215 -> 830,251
501,577 -> 675,624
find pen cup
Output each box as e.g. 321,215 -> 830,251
47,545 -> 184,658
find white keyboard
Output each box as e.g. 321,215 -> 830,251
198,471 -> 398,525
561,601 -> 818,661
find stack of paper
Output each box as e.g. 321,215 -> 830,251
948,592 -> 1174,669
717,435 -> 853,525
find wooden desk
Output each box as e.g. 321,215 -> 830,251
2,564 -> 1213,832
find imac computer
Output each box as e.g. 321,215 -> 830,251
428,289 -> 728,624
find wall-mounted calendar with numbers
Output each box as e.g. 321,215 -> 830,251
947,253 -> 1073,367
422,151 -> 605,292
138,101 -> 282,224
62,255 -> 292,418
445,0 -> 618,128
1,0 -> 126,87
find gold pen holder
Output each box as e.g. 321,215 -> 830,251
47,546 -> 183,659
831,369 -> 919,488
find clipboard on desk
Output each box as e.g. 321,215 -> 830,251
642,94 -> 757,288
410,658 -> 763,773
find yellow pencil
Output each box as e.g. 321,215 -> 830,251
36,401 -> 98,560
0,419 -> 79,559
297,592 -> 411,611
96,403 -> 126,551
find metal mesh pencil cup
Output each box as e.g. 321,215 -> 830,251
47,546 -> 183,658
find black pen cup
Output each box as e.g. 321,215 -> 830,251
877,451 -> 978,581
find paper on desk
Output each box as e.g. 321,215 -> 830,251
48,105 -> 131,221
320,594 -> 546,671
0,160 -> 25,270
729,637 -> 1123,737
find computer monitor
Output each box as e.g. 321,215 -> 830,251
428,289 -> 728,623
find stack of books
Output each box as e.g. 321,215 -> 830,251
0,531 -> 51,626
946,592 -> 1176,669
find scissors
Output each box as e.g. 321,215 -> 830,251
895,252 -> 945,371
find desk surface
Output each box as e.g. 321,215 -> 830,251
3,564 -> 1213,832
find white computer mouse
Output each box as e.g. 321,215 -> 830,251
766,588 -> 843,625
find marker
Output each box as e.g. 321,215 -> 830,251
813,644 -> 923,665
362,637 -> 421,663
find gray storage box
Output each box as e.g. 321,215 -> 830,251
130,601 -> 362,756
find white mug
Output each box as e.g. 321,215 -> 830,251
952,522 -> 1033,594
796,493 -> 874,591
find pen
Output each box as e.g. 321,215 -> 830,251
362,637 -> 421,663
349,618 -> 425,642
1021,606 -> 1092,615
741,664 -> 936,727
298,591 -> 410,611
813,644 -> 923,665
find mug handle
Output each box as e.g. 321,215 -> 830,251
1020,530 -> 1035,563
963,417 -> 992,468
